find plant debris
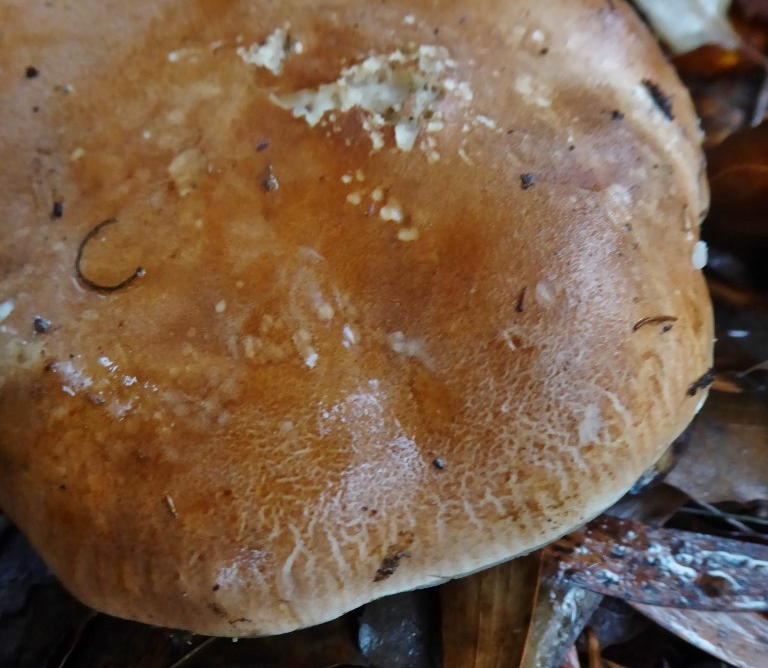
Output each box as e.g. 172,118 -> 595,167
75,218 -> 145,292
544,516 -> 768,611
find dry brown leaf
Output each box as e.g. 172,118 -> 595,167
632,605 -> 768,668
736,0 -> 768,19
441,552 -> 541,668
544,516 -> 768,611
666,390 -> 768,503
706,122 -> 768,249
357,590 -> 438,668
520,487 -> 688,668
559,645 -> 581,668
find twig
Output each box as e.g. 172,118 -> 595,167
690,500 -> 765,538
166,637 -> 217,668
738,41 -> 768,127
54,611 -> 98,668
75,218 -> 144,292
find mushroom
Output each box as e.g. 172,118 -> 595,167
0,0 -> 712,636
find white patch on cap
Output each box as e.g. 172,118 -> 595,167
270,45 -> 471,153
475,114 -> 497,129
304,348 -> 318,368
0,299 -> 14,324
388,331 -> 432,366
236,25 -> 301,75
51,361 -> 94,394
346,191 -> 363,206
578,404 -> 602,445
342,324 -> 357,347
535,281 -> 556,304
513,73 -> 551,107
692,240 -> 708,269
98,356 -> 115,369
168,147 -> 206,197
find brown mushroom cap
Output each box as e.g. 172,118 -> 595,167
0,0 -> 712,636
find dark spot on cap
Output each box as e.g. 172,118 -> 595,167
208,602 -> 227,617
520,173 -> 536,190
432,457 -> 445,470
374,551 -> 410,582
51,200 -> 64,219
33,316 -> 51,333
641,79 -> 674,120
256,139 -> 269,152
25,66 -> 39,79
611,110 -> 624,120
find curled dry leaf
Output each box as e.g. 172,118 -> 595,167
544,516 -> 768,611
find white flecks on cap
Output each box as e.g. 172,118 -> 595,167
342,324 -> 357,347
346,192 -> 363,206
379,200 -> 403,223
270,45 -> 471,154
397,227 -> 419,241
98,356 -> 114,368
475,114 -> 497,129
51,361 -> 94,393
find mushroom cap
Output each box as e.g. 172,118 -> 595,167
0,0 -> 712,636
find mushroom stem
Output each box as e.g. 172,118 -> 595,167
440,552 -> 542,668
